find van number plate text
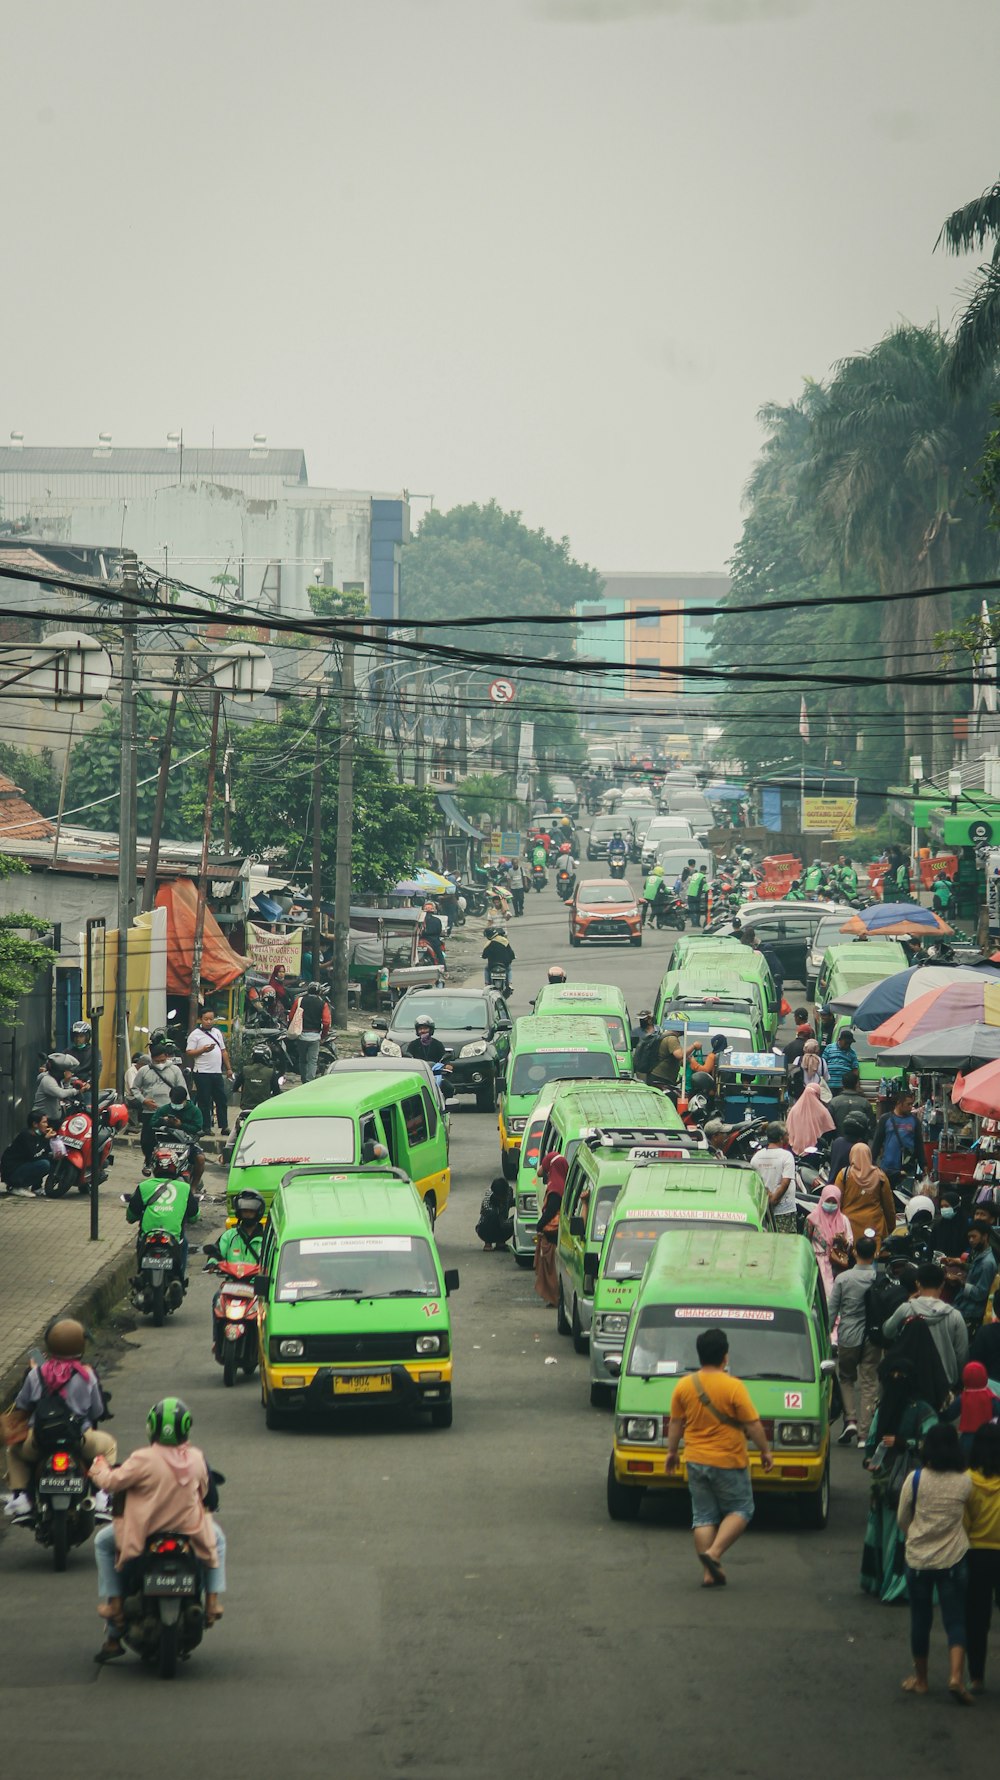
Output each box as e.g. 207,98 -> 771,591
333,1373 -> 393,1395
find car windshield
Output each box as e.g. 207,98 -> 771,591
813,919 -> 853,957
275,1235 -> 439,1301
604,1216 -> 754,1279
233,1115 -> 354,1168
389,998 -> 487,1034
580,884 -> 632,905
657,851 -> 710,876
592,817 -> 633,835
511,1050 -> 616,1096
627,1304 -> 815,1381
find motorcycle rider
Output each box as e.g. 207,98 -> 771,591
556,842 -> 577,899
607,830 -> 627,873
232,1042 -> 282,1112
405,1016 -> 448,1066
803,858 -> 826,895
482,923 -> 515,993
32,1052 -> 80,1126
148,1084 -> 205,1190
133,1039 -> 188,1167
90,1397 -> 226,1661
834,854 -> 859,899
125,1149 -> 202,1283
4,1319 -> 116,1521
531,838 -> 548,870
70,1020 -> 102,1082
422,902 -> 446,967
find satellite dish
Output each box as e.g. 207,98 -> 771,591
211,644 -> 273,702
20,630 -> 113,708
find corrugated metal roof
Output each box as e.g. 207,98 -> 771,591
0,447 -> 308,480
0,772 -> 54,840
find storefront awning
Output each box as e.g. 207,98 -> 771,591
436,791 -> 484,840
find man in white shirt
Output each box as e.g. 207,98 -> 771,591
753,1122 -> 797,1233
185,1008 -> 234,1137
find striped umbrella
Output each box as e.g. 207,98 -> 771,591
869,977 -> 1000,1048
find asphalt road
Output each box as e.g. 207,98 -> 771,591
2,875 -> 997,1774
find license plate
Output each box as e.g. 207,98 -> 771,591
145,1572 -> 197,1594
332,1372 -> 393,1396
38,1473 -> 84,1493
142,1256 -> 169,1270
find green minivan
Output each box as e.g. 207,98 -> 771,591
587,1160 -> 772,1407
554,1119 -> 704,1354
531,982 -> 633,1068
256,1167 -> 459,1429
656,954 -> 778,1041
227,1068 -> 450,1222
815,940 -> 908,1012
607,1228 -> 833,1527
498,1014 -> 626,1179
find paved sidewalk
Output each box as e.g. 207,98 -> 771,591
0,1158 -> 146,1404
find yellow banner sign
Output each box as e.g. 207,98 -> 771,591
247,922 -> 303,974
801,796 -> 856,837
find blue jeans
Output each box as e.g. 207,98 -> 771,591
298,1032 -> 322,1082
95,1521 -> 227,1597
686,1463 -> 755,1528
907,1560 -> 968,1658
9,1159 -> 50,1192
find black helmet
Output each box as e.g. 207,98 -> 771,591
415,1016 -> 435,1035
843,1111 -> 870,1139
690,1071 -> 715,1098
251,1043 -> 272,1063
233,1189 -> 266,1224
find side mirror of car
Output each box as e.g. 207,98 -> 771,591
605,1353 -> 622,1377
569,1216 -> 586,1238
444,1268 -> 460,1296
583,1256 -> 598,1291
251,1272 -> 271,1295
820,1357 -> 837,1377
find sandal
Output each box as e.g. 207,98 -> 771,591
949,1683 -> 974,1706
901,1676 -> 928,1695
94,1636 -> 126,1664
700,1554 -> 727,1586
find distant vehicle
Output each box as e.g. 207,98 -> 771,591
569,878 -> 643,947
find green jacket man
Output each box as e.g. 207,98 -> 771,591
125,1175 -> 201,1241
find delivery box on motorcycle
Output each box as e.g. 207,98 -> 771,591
227,1068 -> 449,1223
587,1159 -> 772,1404
255,1170 -> 458,1428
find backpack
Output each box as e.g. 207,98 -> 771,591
880,1312 -> 951,1414
634,1030 -> 662,1076
864,1273 -> 907,1348
32,1382 -> 85,1452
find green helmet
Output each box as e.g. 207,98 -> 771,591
146,1397 -> 192,1446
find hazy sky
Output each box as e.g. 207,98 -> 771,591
4,0 -> 1000,573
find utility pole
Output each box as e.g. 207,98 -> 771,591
310,683 -> 326,983
188,690 -> 222,1031
116,550 -> 140,1095
141,677 -> 180,913
331,638 -> 355,1030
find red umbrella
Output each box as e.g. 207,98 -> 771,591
952,1058 -> 1000,1117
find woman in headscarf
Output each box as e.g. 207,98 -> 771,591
805,1181 -> 854,1295
786,1080 -> 836,1157
534,1153 -> 567,1307
790,1039 -> 829,1102
954,1361 -> 1000,1459
838,1142 -> 897,1248
476,1177 -> 514,1252
861,1356 -> 939,1604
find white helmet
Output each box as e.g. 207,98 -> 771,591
904,1194 -> 935,1225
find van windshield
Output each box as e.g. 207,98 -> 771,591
627,1304 -> 814,1380
276,1235 -> 439,1301
233,1116 -> 354,1168
511,1051 -> 616,1096
603,1215 -> 754,1278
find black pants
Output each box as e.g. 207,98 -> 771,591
967,1548 -> 1000,1681
511,887 -> 524,916
195,1074 -> 229,1134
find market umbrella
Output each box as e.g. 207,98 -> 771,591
414,868 -> 452,894
839,902 -> 953,937
952,1058 -> 1000,1117
868,978 -> 1000,1048
846,964 -> 1000,1031
390,879 -> 423,897
877,1024 -> 1000,1070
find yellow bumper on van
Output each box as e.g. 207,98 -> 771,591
497,1111 -> 523,1156
612,1442 -> 828,1492
265,1358 -> 454,1393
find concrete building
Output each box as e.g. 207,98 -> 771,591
575,571 -> 727,704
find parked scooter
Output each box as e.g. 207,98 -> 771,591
654,894 -> 686,931
46,1089 -> 129,1198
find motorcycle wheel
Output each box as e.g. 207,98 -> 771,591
151,1279 -> 166,1328
51,1513 -> 69,1573
223,1345 -> 238,1388
158,1620 -> 179,1680
45,1158 -> 75,1199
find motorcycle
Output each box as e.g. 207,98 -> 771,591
126,1201 -> 188,1327
46,1088 -> 128,1197
654,894 -> 685,931
531,864 -> 547,893
608,855 -> 626,880
119,1531 -> 214,1678
488,967 -> 510,993
205,1254 -> 261,1386
556,868 -> 576,902
12,1387 -> 98,1571
711,1117 -> 769,1163
148,1131 -> 193,1184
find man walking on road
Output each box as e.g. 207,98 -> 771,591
828,1234 -> 881,1445
185,1008 -> 234,1136
685,863 -> 706,929
665,1327 -> 774,1587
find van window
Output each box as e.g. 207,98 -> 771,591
234,1116 -> 354,1168
590,1183 -> 622,1243
627,1304 -> 815,1380
511,1050 -> 616,1096
275,1234 -> 440,1302
420,1087 -> 439,1138
363,1111 -> 389,1163
401,1093 -> 429,1148
604,1017 -> 628,1055
522,1115 -> 548,1174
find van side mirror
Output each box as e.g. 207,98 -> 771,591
820,1358 -> 837,1377
251,1273 -> 271,1295
361,1140 -> 388,1164
605,1353 -> 622,1377
569,1216 -> 586,1238
583,1256 -> 598,1290
444,1268 -> 460,1296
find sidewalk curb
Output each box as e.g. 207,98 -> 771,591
0,1242 -> 134,1409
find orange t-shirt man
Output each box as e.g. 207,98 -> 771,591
669,1369 -> 761,1468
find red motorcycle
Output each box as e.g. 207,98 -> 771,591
46,1089 -> 128,1197
206,1257 -> 261,1387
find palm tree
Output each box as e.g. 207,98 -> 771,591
805,323 -> 998,772
937,179 -> 1000,392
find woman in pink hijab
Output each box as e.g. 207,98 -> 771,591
805,1181 -> 854,1293
786,1080 -> 836,1156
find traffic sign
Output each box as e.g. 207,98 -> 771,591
489,677 -> 515,705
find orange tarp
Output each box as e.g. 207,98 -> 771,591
155,880 -> 249,996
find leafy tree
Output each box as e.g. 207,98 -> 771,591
228,703 -> 435,898
938,178 -> 1000,392
0,741 -> 58,815
0,853 -> 57,1019
65,693 -> 208,840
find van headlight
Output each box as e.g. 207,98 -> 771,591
777,1421 -> 820,1447
517,1193 -> 537,1214
505,1117 -> 527,1134
416,1334 -> 442,1355
617,1415 -> 657,1442
459,1041 -> 488,1059
279,1339 -> 305,1359
597,1313 -> 629,1337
